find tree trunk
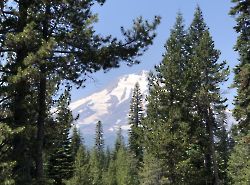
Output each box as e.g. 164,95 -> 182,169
207,107 -> 220,185
36,74 -> 46,183
35,3 -> 50,183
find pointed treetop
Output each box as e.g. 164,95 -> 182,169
188,5 -> 208,40
115,127 -> 125,152
94,120 -> 104,152
172,12 -> 185,35
164,12 -> 186,52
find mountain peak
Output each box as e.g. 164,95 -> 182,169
71,71 -> 149,147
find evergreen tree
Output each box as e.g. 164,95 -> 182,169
214,110 -> 230,184
94,121 -> 105,154
104,158 -> 117,185
128,82 -> 144,163
0,1 -> 160,183
228,2 -> 250,184
105,128 -> 138,185
115,146 -> 139,185
71,125 -> 82,160
0,124 -> 21,185
89,120 -> 105,185
230,0 -> 250,132
228,132 -> 250,184
189,29 -> 229,185
187,7 -> 229,184
114,127 -> 125,153
104,147 -> 111,170
47,91 -> 74,185
66,145 -> 90,185
142,14 -> 195,184
139,152 -> 167,185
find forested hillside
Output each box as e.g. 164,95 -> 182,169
0,0 -> 249,185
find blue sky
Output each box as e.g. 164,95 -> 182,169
71,0 -> 238,110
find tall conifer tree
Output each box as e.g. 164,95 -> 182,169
66,145 -> 90,185
230,0 -> 250,132
47,91 -> 74,185
0,124 -> 21,185
142,14 -> 194,184
187,7 -> 230,184
90,120 -> 105,185
71,125 -> 82,160
228,1 -> 250,184
128,82 -> 144,163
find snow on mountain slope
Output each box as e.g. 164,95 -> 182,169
70,70 -> 149,147
70,70 -> 237,147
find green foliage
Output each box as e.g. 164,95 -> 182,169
227,1 -> 250,183
0,124 -> 22,185
214,110 -> 230,184
103,129 -> 139,185
47,128 -> 74,185
140,152 -> 167,185
47,91 -> 74,185
104,158 -> 117,185
89,121 -> 105,185
230,0 -> 250,132
71,125 -> 82,160
142,14 -> 195,184
66,145 -> 90,185
115,147 -> 139,185
228,132 -> 250,184
128,82 -> 144,163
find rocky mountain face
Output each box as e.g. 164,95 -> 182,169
70,70 -> 236,147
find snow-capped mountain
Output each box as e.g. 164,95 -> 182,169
70,70 -> 149,147
70,70 -> 237,147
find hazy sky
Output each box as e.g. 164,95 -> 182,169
71,0 -> 238,110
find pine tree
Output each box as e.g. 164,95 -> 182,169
189,29 -> 229,185
142,14 -> 193,184
230,0 -> 250,132
228,2 -> 250,184
128,82 -> 144,164
228,132 -> 250,184
115,146 -> 139,185
185,9 -> 213,183
0,1 -> 160,183
89,120 -> 105,185
0,124 -> 21,185
186,7 -> 230,184
104,158 -> 117,185
214,110 -> 230,184
47,91 -> 74,185
71,125 -> 82,160
114,127 -> 125,153
66,145 -> 90,185
105,128 -> 139,185
139,152 -> 167,185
